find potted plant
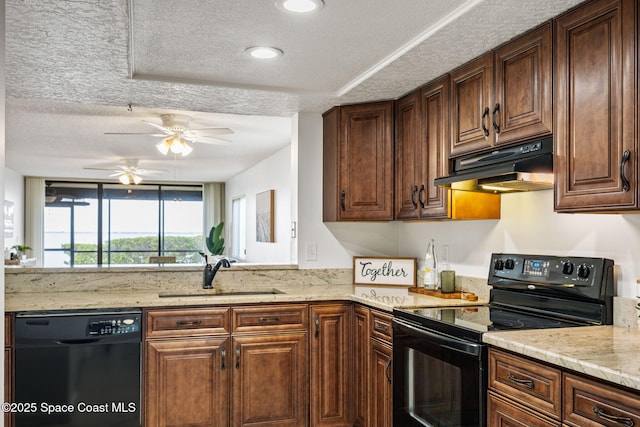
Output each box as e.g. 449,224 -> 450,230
11,244 -> 31,260
200,221 -> 225,264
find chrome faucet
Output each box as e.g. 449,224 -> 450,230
203,257 -> 232,289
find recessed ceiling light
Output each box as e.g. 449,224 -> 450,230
275,0 -> 324,13
245,46 -> 284,59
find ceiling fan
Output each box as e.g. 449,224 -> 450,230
105,114 -> 234,156
84,161 -> 167,185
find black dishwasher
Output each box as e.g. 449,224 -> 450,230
15,309 -> 142,427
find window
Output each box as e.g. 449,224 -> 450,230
231,196 -> 246,260
44,181 -> 203,267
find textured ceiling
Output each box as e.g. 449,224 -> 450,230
5,0 -> 587,182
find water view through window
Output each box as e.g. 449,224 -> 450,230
44,182 -> 204,267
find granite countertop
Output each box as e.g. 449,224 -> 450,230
5,285 -> 487,313
484,326 -> 640,392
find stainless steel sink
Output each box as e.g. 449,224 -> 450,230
158,289 -> 284,298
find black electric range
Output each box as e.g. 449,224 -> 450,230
392,253 -> 614,427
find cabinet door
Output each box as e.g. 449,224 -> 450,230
395,90 -> 422,220
370,339 -> 393,427
310,304 -> 352,427
420,75 -> 450,219
450,53 -> 494,156
353,305 -> 370,427
145,337 -> 229,427
554,0 -> 636,211
494,22 -> 552,146
339,102 -> 394,220
231,333 -> 307,427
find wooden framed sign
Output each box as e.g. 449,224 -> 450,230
353,257 -> 417,286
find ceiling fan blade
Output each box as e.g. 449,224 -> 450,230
136,168 -> 167,175
195,137 -> 232,145
189,128 -> 234,135
104,132 -> 168,137
84,167 -> 122,172
141,120 -> 174,135
108,171 -> 125,177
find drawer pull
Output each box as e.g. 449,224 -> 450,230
374,324 -> 389,332
507,373 -> 534,389
593,406 -> 634,426
259,316 -> 281,323
176,320 -> 202,326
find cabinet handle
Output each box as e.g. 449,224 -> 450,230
340,190 -> 346,211
315,316 -> 320,338
507,373 -> 534,389
410,185 -> 418,209
259,316 -> 281,323
374,324 -> 388,332
592,406 -> 634,426
481,107 -> 490,138
620,150 -> 631,192
221,346 -> 226,371
418,184 -> 425,208
492,103 -> 500,134
385,357 -> 392,384
235,345 -> 240,369
176,320 -> 202,326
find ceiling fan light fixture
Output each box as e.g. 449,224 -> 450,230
156,140 -> 170,155
245,46 -> 283,60
275,0 -> 323,13
169,138 -> 183,154
132,174 -> 143,185
181,143 -> 193,156
119,174 -> 130,185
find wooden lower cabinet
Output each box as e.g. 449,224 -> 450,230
370,339 -> 393,427
310,304 -> 352,427
145,337 -> 230,427
353,305 -> 370,427
231,333 -> 307,427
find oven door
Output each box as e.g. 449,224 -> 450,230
392,318 -> 486,427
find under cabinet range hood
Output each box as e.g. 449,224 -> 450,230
434,137 -> 554,192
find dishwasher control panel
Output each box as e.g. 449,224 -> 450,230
87,315 -> 141,336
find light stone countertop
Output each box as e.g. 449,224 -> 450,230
5,284 -> 487,313
484,326 -> 640,392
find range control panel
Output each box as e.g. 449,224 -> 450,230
489,253 -> 613,288
87,315 -> 141,336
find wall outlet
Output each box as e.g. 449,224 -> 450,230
305,242 -> 317,261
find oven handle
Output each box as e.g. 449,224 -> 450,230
393,318 -> 483,358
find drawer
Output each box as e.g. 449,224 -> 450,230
232,304 -> 308,333
489,349 -> 562,420
145,307 -> 230,338
563,373 -> 640,427
370,309 -> 392,343
488,391 -> 561,427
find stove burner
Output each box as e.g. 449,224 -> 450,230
489,308 -> 580,331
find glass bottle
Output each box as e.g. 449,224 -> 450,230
423,239 -> 438,290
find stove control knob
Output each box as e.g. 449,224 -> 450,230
562,261 -> 574,275
494,259 -> 504,270
577,264 -> 590,278
505,258 -> 515,270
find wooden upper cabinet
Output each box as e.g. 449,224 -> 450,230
450,52 -> 494,156
395,90 -> 422,220
554,0 -> 637,212
394,77 -> 450,220
323,101 -> 394,221
494,22 -> 552,146
450,23 -> 552,157
421,76 -> 450,219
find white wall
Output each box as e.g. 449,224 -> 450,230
226,145 -> 292,263
4,167 -> 24,250
296,112 -> 640,298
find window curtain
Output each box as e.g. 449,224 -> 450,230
24,177 -> 45,267
203,182 -> 225,246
